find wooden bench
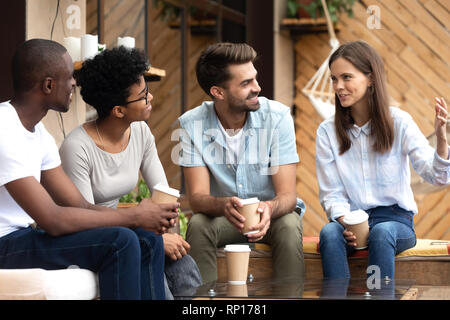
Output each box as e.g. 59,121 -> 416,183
217,237 -> 450,285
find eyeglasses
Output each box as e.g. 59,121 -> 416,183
123,84 -> 149,105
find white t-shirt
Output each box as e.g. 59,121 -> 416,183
0,101 -> 61,237
218,120 -> 243,165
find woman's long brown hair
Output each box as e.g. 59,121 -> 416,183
329,41 -> 394,155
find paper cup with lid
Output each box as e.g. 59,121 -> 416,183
236,197 -> 261,235
343,209 -> 369,250
151,183 -> 180,204
224,244 -> 251,285
227,284 -> 248,297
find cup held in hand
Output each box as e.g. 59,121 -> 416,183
237,197 -> 260,235
152,183 -> 180,233
343,209 -> 369,250
152,183 -> 180,204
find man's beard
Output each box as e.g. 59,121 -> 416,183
228,92 -> 260,113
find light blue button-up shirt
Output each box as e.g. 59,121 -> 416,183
177,97 -> 299,202
316,106 -> 450,222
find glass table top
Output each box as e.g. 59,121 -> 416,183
174,277 -> 415,300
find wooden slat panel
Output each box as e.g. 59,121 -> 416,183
423,0 -> 450,30
399,0 -> 450,45
415,192 -> 450,236
414,189 -> 447,224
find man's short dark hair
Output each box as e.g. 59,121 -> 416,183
196,42 -> 257,97
12,39 -> 68,93
75,46 -> 149,120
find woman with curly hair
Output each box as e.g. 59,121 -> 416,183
59,46 -> 201,299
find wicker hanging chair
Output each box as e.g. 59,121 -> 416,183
302,0 -> 339,119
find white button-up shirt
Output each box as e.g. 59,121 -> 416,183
316,107 -> 450,222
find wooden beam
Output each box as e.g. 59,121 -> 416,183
145,0 -> 152,55
73,62 -> 166,82
97,0 -> 105,44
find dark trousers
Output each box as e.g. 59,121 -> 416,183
0,226 -> 165,299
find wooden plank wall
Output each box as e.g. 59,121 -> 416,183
146,10 -> 215,190
294,0 -> 449,239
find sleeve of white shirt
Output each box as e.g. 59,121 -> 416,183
401,113 -> 450,186
39,123 -> 62,171
0,121 -> 60,186
139,122 -> 169,192
0,129 -> 31,186
315,124 -> 351,222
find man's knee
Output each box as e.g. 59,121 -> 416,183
187,213 -> 210,231
271,212 -> 302,235
135,228 -> 164,256
186,213 -> 209,239
270,213 -> 302,248
107,227 -> 140,248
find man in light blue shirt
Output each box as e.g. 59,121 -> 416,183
176,43 -> 305,283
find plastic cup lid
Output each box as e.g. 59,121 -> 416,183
152,183 -> 180,198
240,197 -> 260,205
343,209 -> 369,225
224,245 -> 251,252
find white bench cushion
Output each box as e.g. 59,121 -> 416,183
0,268 -> 99,300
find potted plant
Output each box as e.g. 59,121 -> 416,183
152,0 -> 213,23
287,0 -> 355,22
119,179 -> 189,239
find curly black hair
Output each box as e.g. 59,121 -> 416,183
76,46 -> 149,119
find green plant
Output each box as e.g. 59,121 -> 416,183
153,0 -> 181,22
287,0 -> 301,18
119,178 -> 150,203
119,179 -> 188,239
178,209 -> 188,240
287,0 -> 355,22
152,0 -> 206,22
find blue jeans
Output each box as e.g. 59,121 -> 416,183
0,226 -> 165,300
319,205 -> 417,279
164,254 -> 203,300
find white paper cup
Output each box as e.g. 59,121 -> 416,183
152,183 -> 180,233
117,36 -> 135,49
343,209 -> 369,250
237,198 -> 260,235
151,183 -> 180,204
64,37 -> 81,62
224,245 -> 251,285
227,284 -> 248,297
81,34 -> 98,60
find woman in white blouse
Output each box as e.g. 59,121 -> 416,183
316,40 -> 449,281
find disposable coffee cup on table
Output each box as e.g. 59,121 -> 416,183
227,284 -> 248,297
343,209 -> 369,250
236,197 -> 260,235
224,245 -> 251,285
152,183 -> 180,233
